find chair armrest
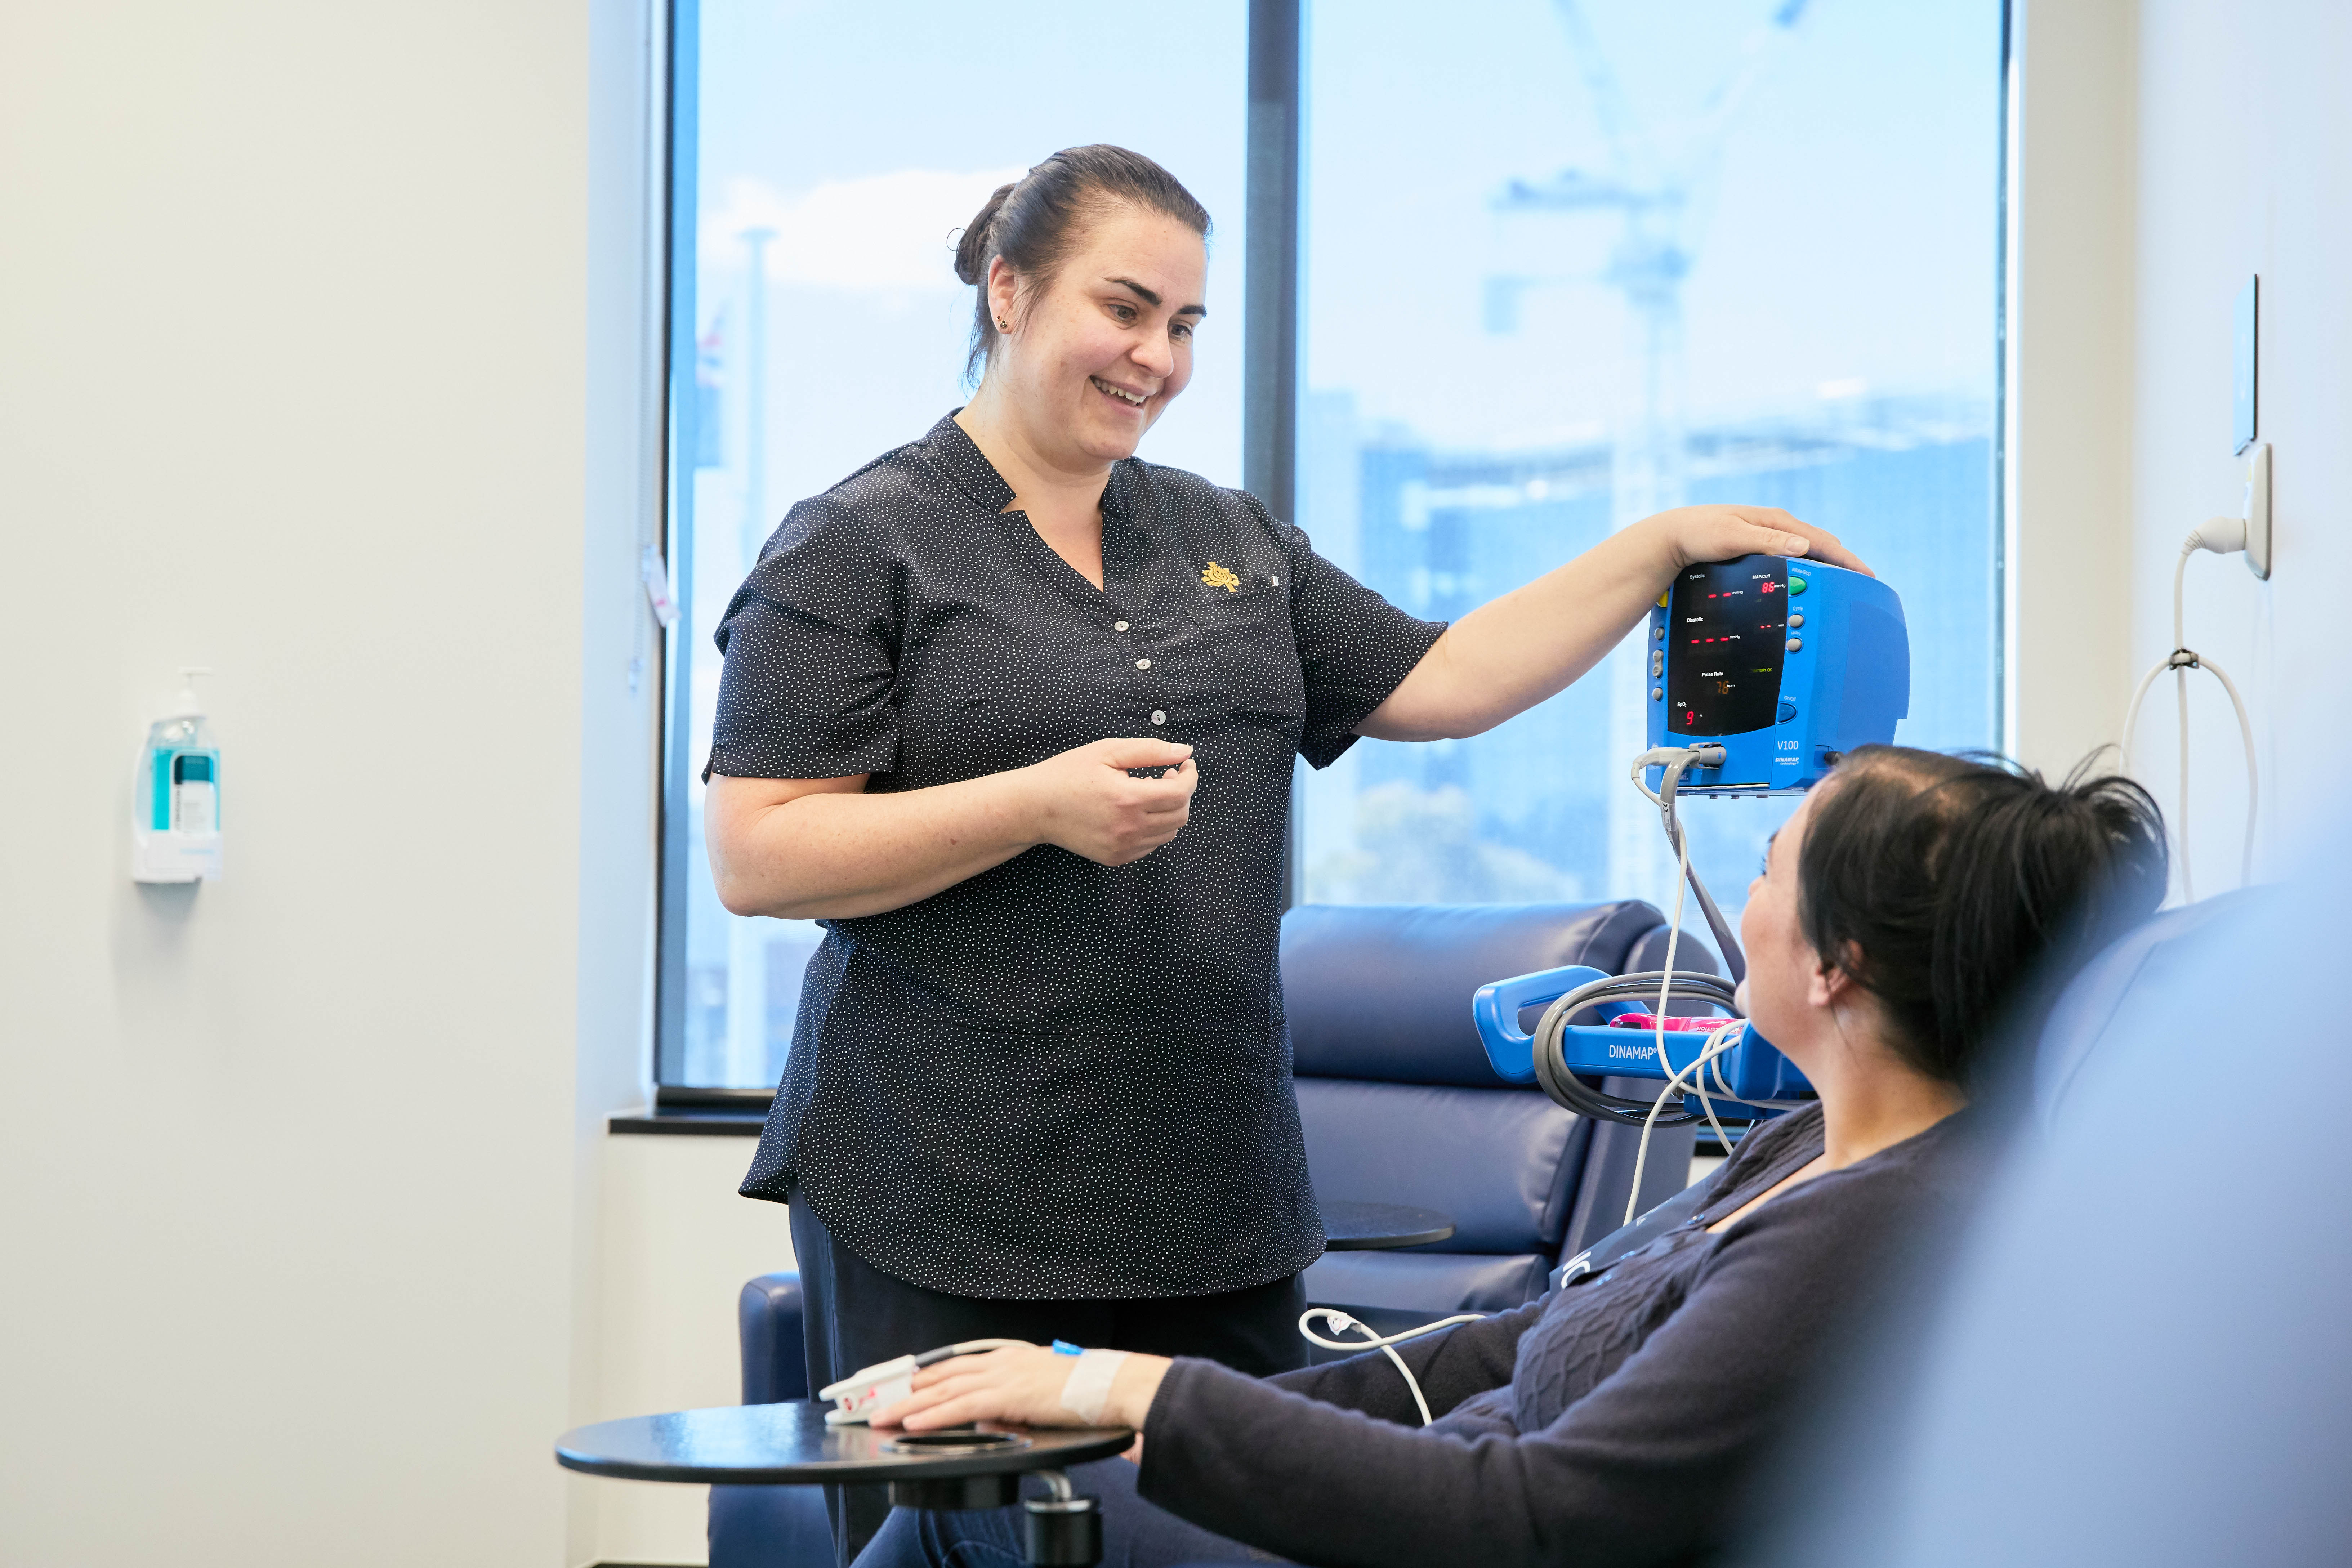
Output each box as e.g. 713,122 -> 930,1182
737,1270 -> 808,1404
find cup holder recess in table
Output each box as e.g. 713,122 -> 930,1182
880,1430 -> 1033,1456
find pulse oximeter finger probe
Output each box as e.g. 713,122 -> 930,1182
820,1339 -> 1134,1429
818,1338 -> 1029,1426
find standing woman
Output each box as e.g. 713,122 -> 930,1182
704,143 -> 1863,1550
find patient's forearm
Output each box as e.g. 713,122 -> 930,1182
1107,1355 -> 1172,1430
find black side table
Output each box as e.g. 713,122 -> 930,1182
1320,1200 -> 1456,1251
556,1401 -> 1134,1565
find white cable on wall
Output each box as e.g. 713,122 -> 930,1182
2122,519 -> 2260,899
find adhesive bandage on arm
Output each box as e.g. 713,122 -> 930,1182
1057,1347 -> 1131,1426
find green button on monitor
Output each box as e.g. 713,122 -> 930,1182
1788,575 -> 1807,594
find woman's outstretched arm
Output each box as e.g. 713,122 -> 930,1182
1358,505 -> 1869,742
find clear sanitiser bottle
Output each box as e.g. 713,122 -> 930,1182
134,668 -> 222,883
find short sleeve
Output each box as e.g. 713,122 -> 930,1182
1241,495 -> 1446,769
703,498 -> 903,781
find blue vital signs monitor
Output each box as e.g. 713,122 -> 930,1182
1646,555 -> 1910,795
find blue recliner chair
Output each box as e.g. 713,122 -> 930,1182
710,899 -> 1707,1565
1283,902 -> 1708,1319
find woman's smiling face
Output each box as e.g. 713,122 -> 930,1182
985,201 -> 1206,468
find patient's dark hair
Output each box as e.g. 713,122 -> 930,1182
1799,746 -> 2168,1087
952,144 -> 1211,383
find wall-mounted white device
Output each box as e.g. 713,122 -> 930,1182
134,667 -> 223,884
2242,441 -> 2272,581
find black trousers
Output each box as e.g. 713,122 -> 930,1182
790,1198 -> 1307,1565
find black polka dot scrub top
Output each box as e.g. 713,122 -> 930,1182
714,414 -> 1446,1300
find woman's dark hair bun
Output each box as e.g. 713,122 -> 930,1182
951,145 -> 1211,383
1796,745 -> 2169,1088
952,181 -> 1017,288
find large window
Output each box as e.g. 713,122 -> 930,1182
1293,0 -> 2004,923
657,0 -> 1248,1088
655,0 -> 2004,1088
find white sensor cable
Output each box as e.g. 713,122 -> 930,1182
1626,1017 -> 1752,1224
1298,1309 -> 1486,1426
1622,747 -> 1742,1225
2122,523 -> 2259,898
1627,820 -> 1733,1226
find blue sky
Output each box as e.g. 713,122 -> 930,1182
693,0 -> 1998,496
1303,0 -> 2000,446
693,0 -> 1250,498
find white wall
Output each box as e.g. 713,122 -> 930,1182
2009,0 -> 2346,889
0,1 -> 665,1562
2125,0 -> 2351,886
590,1137 -> 797,1565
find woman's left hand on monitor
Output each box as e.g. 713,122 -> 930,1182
1647,504 -> 1873,577
869,1345 -> 1171,1434
1360,500 -> 1873,743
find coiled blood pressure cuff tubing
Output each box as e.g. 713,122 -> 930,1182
816,1340 -> 1129,1427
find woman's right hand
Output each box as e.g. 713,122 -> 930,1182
1022,737 -> 1199,866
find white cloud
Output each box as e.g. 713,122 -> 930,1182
701,167 -> 1027,291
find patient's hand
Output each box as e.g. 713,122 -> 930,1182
870,1345 -> 1171,1434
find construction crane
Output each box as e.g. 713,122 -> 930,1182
1488,0 -> 1808,519
1483,0 -> 1809,905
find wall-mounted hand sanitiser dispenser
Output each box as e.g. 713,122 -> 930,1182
133,668 -> 222,884
1644,555 -> 1910,796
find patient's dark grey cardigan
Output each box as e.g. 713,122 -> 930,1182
1137,1105 -> 1983,1568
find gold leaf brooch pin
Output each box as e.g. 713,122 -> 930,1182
1201,561 -> 1241,592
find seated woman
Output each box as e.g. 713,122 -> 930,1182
861,745 -> 2168,1568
